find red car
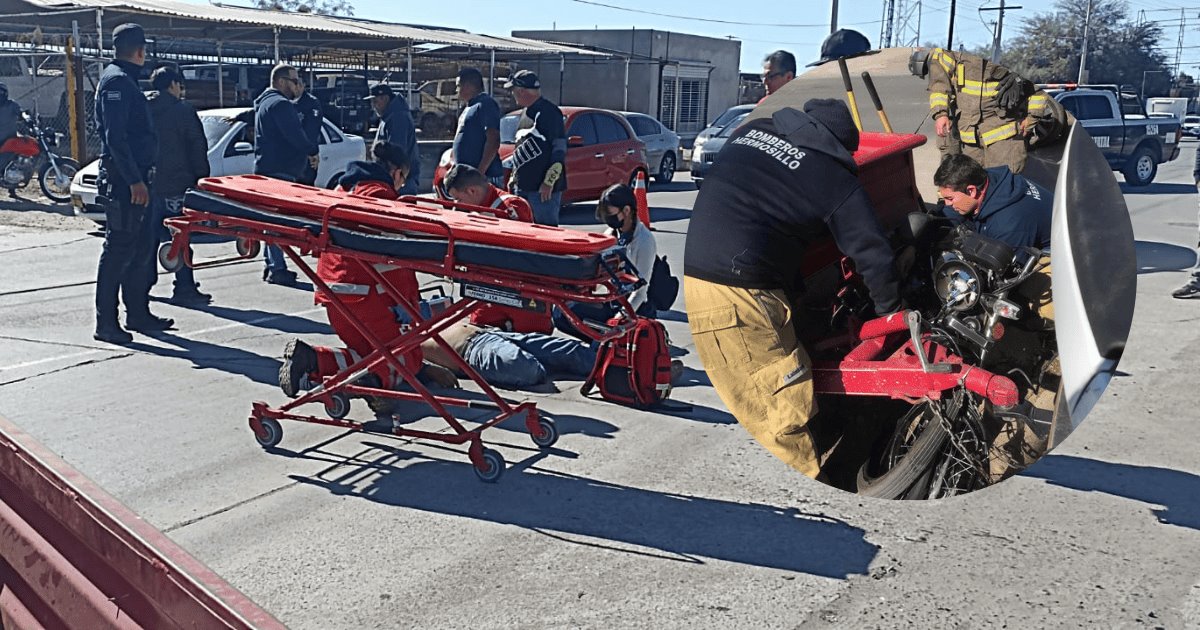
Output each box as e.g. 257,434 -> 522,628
434,106 -> 649,205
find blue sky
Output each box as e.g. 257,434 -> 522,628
195,0 -> 1015,72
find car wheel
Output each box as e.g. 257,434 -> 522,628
656,153 -> 676,184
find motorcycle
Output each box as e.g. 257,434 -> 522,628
0,111 -> 80,203
810,214 -> 1060,500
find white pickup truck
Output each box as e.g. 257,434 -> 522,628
72,107 -> 366,222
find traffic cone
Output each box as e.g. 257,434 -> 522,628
634,170 -> 652,229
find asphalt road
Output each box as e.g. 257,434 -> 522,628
2,142 -> 1200,627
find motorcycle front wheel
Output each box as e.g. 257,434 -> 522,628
39,157 -> 80,203
856,400 -> 949,499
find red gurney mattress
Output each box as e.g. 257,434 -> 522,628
196,175 -> 615,256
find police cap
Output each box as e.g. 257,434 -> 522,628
807,29 -> 874,67
363,83 -> 393,100
112,23 -> 146,50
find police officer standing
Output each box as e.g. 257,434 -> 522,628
365,83 -> 419,195
0,82 -> 23,179
93,23 -> 172,344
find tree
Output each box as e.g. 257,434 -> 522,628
254,0 -> 354,16
1002,0 -> 1171,95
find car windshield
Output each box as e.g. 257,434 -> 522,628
711,106 -> 750,129
1187,116 -> 1200,124
717,113 -> 750,138
200,116 -> 234,149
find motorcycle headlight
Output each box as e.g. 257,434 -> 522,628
933,254 -> 982,312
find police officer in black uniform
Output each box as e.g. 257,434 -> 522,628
93,23 -> 172,344
294,74 -> 323,186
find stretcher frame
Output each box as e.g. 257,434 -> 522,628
164,193 -> 642,482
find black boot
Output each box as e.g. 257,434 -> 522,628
170,284 -> 212,305
279,339 -> 318,397
126,312 -> 175,332
94,320 -> 133,344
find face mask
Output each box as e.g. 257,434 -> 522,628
605,213 -> 624,230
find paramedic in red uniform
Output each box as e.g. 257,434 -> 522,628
442,163 -> 533,222
278,143 -> 453,416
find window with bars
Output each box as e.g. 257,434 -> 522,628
660,77 -> 709,135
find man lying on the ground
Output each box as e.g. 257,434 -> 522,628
420,321 -> 683,391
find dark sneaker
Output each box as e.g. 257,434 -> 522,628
280,339 -> 318,397
94,324 -> 133,345
126,314 -> 175,332
169,286 -> 212,305
670,359 -> 684,385
264,269 -> 297,286
1172,277 -> 1200,299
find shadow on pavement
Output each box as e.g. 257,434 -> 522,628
1119,182 -> 1199,196
1135,240 -> 1195,275
288,444 -> 878,577
1022,454 -> 1200,530
127,332 -> 281,387
190,303 -> 330,336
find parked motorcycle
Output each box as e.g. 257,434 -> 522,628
0,112 -> 80,203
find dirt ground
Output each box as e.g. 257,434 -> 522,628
0,185 -> 97,232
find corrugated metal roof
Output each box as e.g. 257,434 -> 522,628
11,0 -> 608,55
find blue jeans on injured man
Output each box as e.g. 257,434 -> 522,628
462,330 -> 596,388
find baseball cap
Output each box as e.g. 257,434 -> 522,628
504,70 -> 541,89
363,83 -> 393,100
112,23 -> 147,49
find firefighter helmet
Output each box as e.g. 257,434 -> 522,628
807,29 -> 874,67
909,48 -> 932,79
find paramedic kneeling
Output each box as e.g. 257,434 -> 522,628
683,99 -> 900,480
553,183 -> 657,341
443,163 -> 533,222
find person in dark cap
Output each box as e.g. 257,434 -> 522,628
93,22 -> 172,344
683,98 -> 900,484
807,28 -> 875,67
146,66 -> 210,305
761,50 -> 796,99
505,69 -> 566,225
365,82 -> 419,195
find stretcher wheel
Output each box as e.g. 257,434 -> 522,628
158,242 -> 184,273
530,417 -> 559,449
325,392 -> 351,419
474,448 -> 505,483
254,418 -> 283,449
236,237 -> 261,258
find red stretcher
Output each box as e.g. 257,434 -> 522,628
163,175 -> 644,482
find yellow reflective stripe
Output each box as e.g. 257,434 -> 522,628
956,63 -> 965,86
933,49 -> 954,73
960,79 -> 1001,97
962,122 -> 1019,146
929,92 -> 949,108
1027,95 -> 1049,111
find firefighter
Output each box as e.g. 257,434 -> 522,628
442,163 -> 532,222
910,47 -> 1059,173
683,99 -> 901,481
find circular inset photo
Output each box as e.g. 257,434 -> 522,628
683,37 -> 1136,499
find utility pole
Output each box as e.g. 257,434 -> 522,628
980,1 -> 1022,64
1078,0 -> 1092,83
947,0 -> 957,49
831,0 -> 839,33
882,0 -> 896,48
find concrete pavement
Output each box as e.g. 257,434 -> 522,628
0,146 -> 1199,626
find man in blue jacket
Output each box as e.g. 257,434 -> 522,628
93,23 -> 172,344
934,153 -> 1052,249
365,83 -> 419,195
934,154 -> 1054,324
253,63 -> 319,285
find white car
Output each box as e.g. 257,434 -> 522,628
72,107 -> 366,222
1183,115 -> 1200,138
620,111 -> 681,184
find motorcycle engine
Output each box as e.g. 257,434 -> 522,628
2,157 -> 31,187
932,229 -> 1016,312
